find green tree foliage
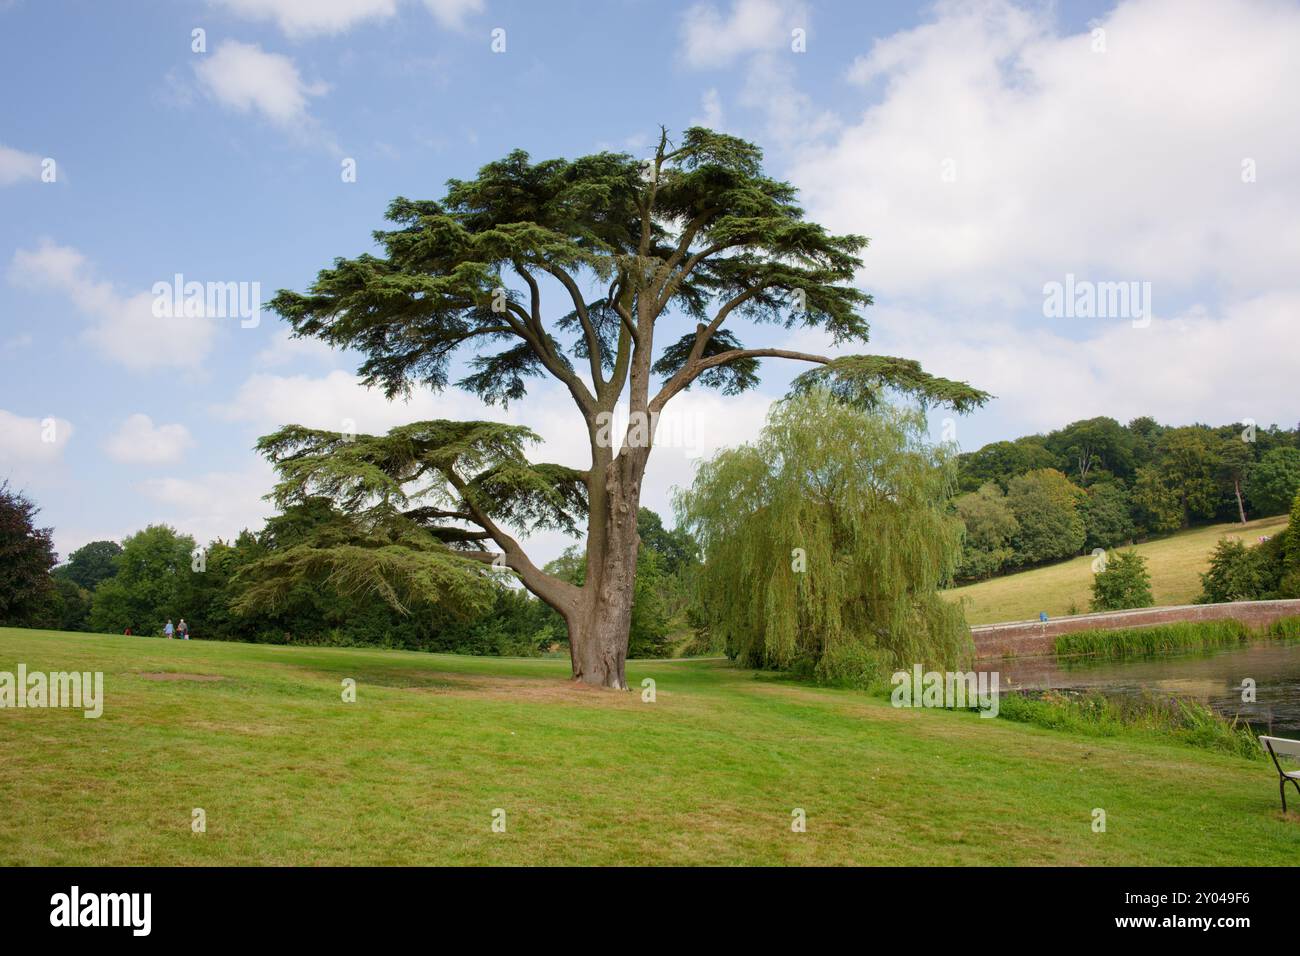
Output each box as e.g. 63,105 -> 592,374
237,423 -> 556,621
959,418 -> 1299,559
46,577 -> 92,631
1044,416 -> 1135,485
54,539 -> 122,591
676,392 -> 970,686
1126,415 -> 1165,469
1196,490 -> 1300,603
1281,490 -> 1300,598
1130,464 -> 1183,534
0,481 -> 57,626
1198,538 -> 1278,603
260,127 -> 987,688
1005,468 -> 1086,566
1090,549 -> 1154,611
1081,480 -> 1134,551
636,507 -> 696,575
627,549 -> 672,658
1248,447 -> 1300,515
957,438 -> 1056,493
634,507 -> 699,645
1216,435 -> 1254,524
180,535 -> 260,641
1252,424 -> 1300,460
1141,427 -> 1221,529
89,525 -> 197,634
439,587 -> 563,656
233,498 -> 555,653
46,494 -> 597,655
953,482 -> 1018,580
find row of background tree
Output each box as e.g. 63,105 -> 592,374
4,411 -> 1299,659
0,479 -> 697,659
953,416 -> 1300,581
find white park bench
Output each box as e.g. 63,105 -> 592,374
1260,736 -> 1300,812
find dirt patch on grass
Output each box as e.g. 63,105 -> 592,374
296,663 -> 695,711
136,672 -> 225,682
294,663 -> 638,703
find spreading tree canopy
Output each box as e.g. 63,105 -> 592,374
55,540 -> 122,591
1249,447 -> 1300,515
88,525 -> 196,635
252,127 -> 988,688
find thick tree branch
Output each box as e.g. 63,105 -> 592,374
605,321 -> 633,405
445,469 -> 580,613
648,286 -> 773,411
460,550 -> 505,563
693,286 -> 764,355
402,506 -> 475,522
650,348 -> 830,413
431,528 -> 495,543
653,239 -> 731,316
609,272 -> 639,344
542,263 -> 606,389
637,129 -> 669,259
500,292 -> 597,418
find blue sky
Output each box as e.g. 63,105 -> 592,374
2,0 -> 1298,566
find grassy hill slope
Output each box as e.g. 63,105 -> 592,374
945,515 -> 1288,626
2,627 -> 1296,865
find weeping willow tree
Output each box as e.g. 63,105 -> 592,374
675,390 -> 970,684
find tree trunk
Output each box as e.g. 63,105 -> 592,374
568,575 -> 635,689
568,448 -> 645,689
1235,479 -> 1247,524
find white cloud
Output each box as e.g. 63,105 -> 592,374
10,240 -> 218,370
52,526 -> 133,567
834,291 -> 1300,438
691,88 -> 725,129
104,414 -> 196,465
0,143 -> 42,186
254,329 -> 342,368
729,0 -> 1300,445
209,0 -> 482,37
210,0 -> 398,37
138,463 -> 278,547
214,369 -> 492,434
0,409 -> 73,465
680,0 -> 808,69
677,1 -> 831,152
737,52 -> 837,148
193,40 -> 327,129
787,0 -> 1300,305
633,387 -> 775,514
420,0 -> 483,30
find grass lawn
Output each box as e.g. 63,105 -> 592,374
3,626 -> 1298,865
945,515 -> 1289,626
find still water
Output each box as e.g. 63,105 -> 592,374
977,640 -> 1300,738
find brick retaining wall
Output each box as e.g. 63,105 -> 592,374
970,599 -> 1300,660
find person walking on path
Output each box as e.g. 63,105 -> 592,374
164,619 -> 174,639
178,618 -> 189,640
